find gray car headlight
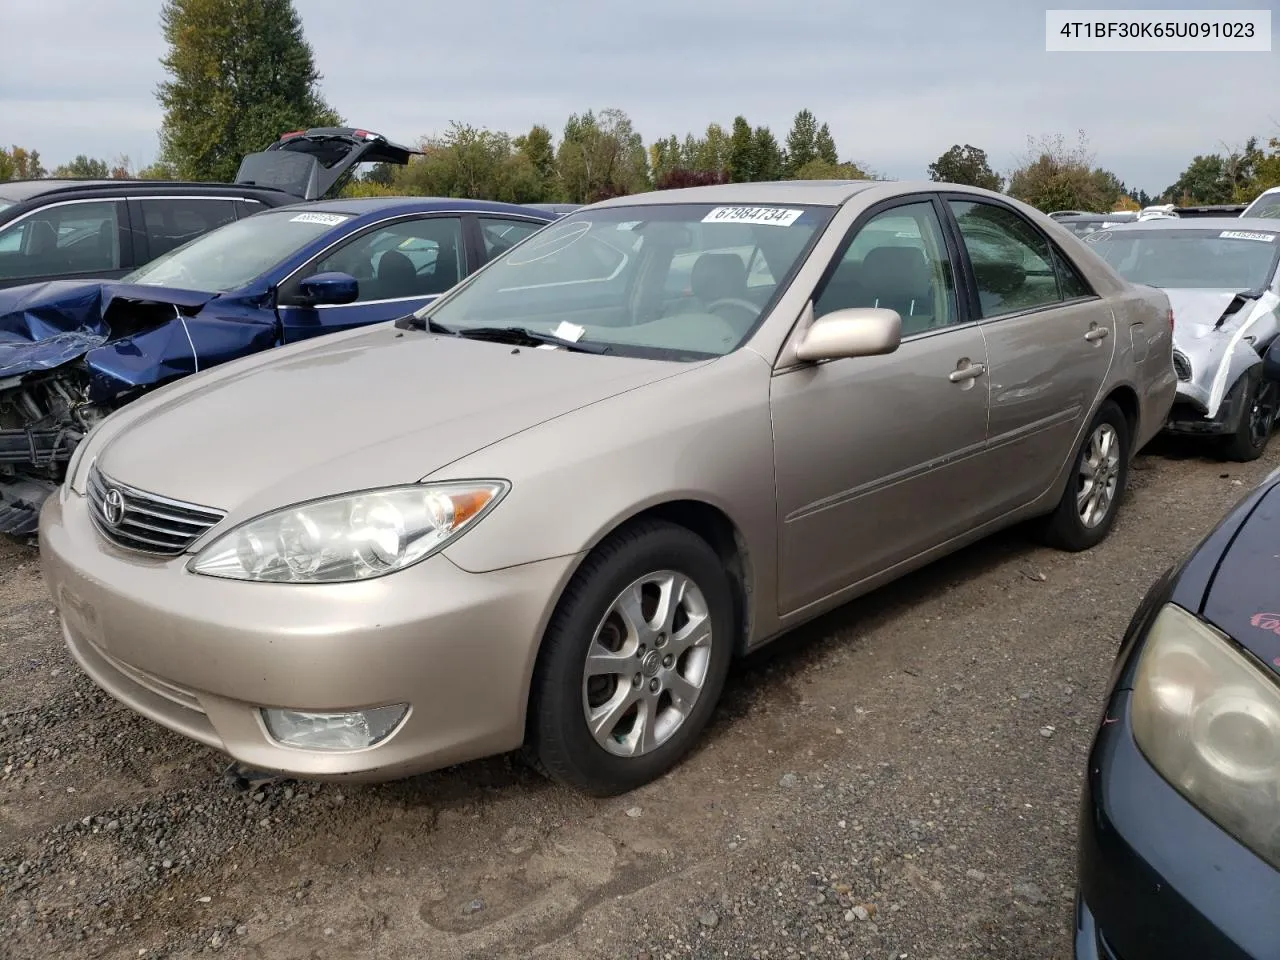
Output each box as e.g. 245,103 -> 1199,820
1131,603 -> 1280,869
188,481 -> 509,583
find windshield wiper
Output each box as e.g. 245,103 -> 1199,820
446,325 -> 613,354
393,313 -> 451,333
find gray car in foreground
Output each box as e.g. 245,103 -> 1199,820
1083,217 -> 1280,460
40,180 -> 1175,796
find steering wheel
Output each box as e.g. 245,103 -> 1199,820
705,297 -> 759,323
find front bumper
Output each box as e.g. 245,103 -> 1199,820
1075,690 -> 1280,960
39,490 -> 580,781
1164,383 -> 1245,437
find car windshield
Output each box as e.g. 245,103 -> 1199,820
418,202 -> 834,359
123,208 -> 356,292
1084,228 -> 1280,291
1243,195 -> 1280,219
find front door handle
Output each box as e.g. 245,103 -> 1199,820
949,362 -> 986,382
1084,326 -> 1109,342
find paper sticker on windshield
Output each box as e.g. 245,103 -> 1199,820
702,206 -> 804,227
1220,230 -> 1275,242
290,212 -> 350,226
552,321 -> 585,343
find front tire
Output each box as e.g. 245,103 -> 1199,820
527,520 -> 735,797
1219,370 -> 1277,463
1038,400 -> 1130,552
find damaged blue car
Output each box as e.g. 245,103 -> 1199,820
0,196 -> 556,534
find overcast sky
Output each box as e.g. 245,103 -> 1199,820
3,0 -> 1277,194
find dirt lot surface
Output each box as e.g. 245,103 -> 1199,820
2,437 -> 1276,960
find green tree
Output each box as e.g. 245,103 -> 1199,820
555,108 -> 648,203
784,109 -> 819,176
513,124 -> 557,198
814,123 -> 839,166
1163,154 -> 1233,205
53,155 -> 111,179
156,0 -> 341,182
1006,132 -> 1124,212
136,160 -> 178,179
793,158 -> 871,180
752,126 -> 785,181
0,146 -> 46,180
726,116 -> 756,182
927,144 -> 1003,191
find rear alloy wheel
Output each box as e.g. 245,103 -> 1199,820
528,520 -> 734,796
1221,371 -> 1278,463
1038,400 -> 1130,552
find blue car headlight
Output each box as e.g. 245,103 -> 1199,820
188,481 -> 509,583
1131,603 -> 1280,869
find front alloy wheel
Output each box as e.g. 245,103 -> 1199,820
583,571 -> 713,757
529,520 -> 734,796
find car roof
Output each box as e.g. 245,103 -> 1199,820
583,179 -> 1031,211
287,196 -> 557,218
1104,217 -> 1280,232
0,178 -> 290,203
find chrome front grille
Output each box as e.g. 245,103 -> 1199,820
86,463 -> 226,556
1172,350 -> 1192,381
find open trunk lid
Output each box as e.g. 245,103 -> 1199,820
233,127 -> 420,201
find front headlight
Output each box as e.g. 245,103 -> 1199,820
1131,603 -> 1280,868
188,481 -> 508,583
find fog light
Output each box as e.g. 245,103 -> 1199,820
261,704 -> 408,751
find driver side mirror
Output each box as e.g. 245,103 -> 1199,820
794,307 -> 902,362
298,271 -> 359,305
1263,338 -> 1280,382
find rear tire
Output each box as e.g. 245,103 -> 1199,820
1219,370 -> 1277,463
1038,400 -> 1130,552
527,520 -> 735,797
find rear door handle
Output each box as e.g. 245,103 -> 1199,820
949,363 -> 986,382
1084,327 -> 1109,342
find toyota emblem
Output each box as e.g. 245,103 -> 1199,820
101,487 -> 126,527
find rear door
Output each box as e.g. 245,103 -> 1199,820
941,195 -> 1115,513
0,198 -> 132,289
274,213 -> 468,342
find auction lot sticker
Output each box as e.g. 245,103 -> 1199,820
702,206 -> 804,227
1220,230 -> 1276,242
290,212 -> 350,226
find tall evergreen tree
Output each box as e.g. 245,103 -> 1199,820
753,126 -> 785,181
814,123 -> 839,165
726,116 -> 756,182
784,109 -> 819,176
156,0 -> 341,182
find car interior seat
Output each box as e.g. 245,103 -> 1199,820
860,246 -> 934,334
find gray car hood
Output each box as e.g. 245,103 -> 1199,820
93,324 -> 697,524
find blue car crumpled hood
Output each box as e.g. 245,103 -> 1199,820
0,279 -> 219,380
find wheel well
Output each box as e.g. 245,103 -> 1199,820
616,501 -> 753,654
1105,385 -> 1139,446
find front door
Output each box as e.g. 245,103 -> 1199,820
944,198 -> 1115,513
771,198 -> 992,615
275,214 -> 467,342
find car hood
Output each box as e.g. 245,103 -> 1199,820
0,279 -> 219,379
93,324 -> 698,522
1168,289 -> 1259,342
1200,478 -> 1280,679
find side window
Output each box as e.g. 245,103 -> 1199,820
813,201 -> 959,336
1052,246 -> 1094,299
0,200 -> 122,280
141,198 -> 237,258
478,217 -> 543,260
948,201 -> 1062,317
308,216 -> 465,301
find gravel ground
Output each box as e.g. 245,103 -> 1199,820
1,436 -> 1275,960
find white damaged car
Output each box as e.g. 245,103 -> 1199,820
1084,218 -> 1280,460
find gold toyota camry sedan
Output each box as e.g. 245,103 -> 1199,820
40,180 -> 1177,796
